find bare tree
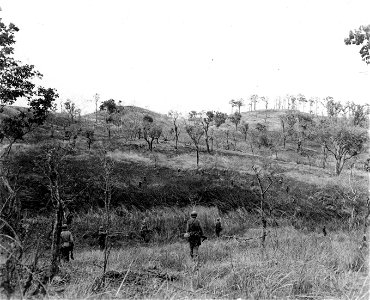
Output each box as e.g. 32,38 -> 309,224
43,145 -> 68,277
201,111 -> 214,153
168,110 -> 181,149
97,148 -> 115,275
252,165 -> 273,247
185,114 -> 204,167
94,93 -> 100,124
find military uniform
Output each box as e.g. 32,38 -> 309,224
60,224 -> 74,262
215,218 -> 222,237
186,212 -> 204,259
140,220 -> 150,243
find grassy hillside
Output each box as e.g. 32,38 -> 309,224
1,105 -> 369,299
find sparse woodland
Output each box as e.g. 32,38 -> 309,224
0,20 -> 369,299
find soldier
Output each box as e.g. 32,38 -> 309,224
140,219 -> 150,243
60,224 -> 74,262
215,218 -> 223,237
185,211 -> 204,259
98,226 -> 107,251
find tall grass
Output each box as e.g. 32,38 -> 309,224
48,225 -> 368,299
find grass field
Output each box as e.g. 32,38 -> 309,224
46,226 -> 368,299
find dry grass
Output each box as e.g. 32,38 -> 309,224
45,225 -> 368,299
109,144 -> 368,190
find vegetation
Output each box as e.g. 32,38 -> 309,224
344,24 -> 370,65
0,19 -> 369,299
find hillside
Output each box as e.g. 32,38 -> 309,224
4,104 -> 367,217
1,104 -> 369,299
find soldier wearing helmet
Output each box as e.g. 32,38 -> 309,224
185,211 -> 204,259
215,218 -> 223,237
60,224 -> 74,262
140,219 -> 151,243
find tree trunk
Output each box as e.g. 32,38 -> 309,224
335,155 -> 345,175
174,127 -> 178,150
321,145 -> 327,169
50,202 -> 63,277
205,136 -> 210,153
103,184 -> 111,274
196,147 -> 199,167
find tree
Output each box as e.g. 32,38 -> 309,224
94,93 -> 100,123
352,104 -> 369,127
296,94 -> 307,112
84,129 -> 95,150
239,122 -> 249,142
0,20 -> 58,237
142,116 -> 162,151
44,146 -> 65,277
260,96 -> 269,122
294,113 -> 314,154
251,165 -> 274,247
201,111 -> 214,153
229,98 -> 244,113
64,99 -> 81,124
316,121 -> 368,175
214,111 -> 227,127
344,24 -> 370,65
324,96 -> 342,119
185,118 -> 204,167
279,112 -> 296,149
96,147 -> 115,275
229,112 -> 242,131
168,110 -> 181,150
275,96 -> 282,110
308,97 -> 318,114
100,99 -> 117,115
100,99 -> 118,139
253,123 -> 271,150
289,95 -> 297,110
249,94 -> 259,111
279,115 -> 287,148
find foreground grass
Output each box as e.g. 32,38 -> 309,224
49,226 -> 368,299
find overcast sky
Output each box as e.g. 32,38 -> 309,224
1,0 -> 369,114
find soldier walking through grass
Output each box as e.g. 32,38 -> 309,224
185,211 -> 204,259
60,224 -> 74,262
140,219 -> 151,243
215,218 -> 222,237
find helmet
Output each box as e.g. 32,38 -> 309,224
62,224 -> 67,229
190,211 -> 197,217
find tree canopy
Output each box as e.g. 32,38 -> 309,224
0,20 -> 58,146
344,24 -> 370,64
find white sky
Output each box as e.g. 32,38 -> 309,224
1,0 -> 369,114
